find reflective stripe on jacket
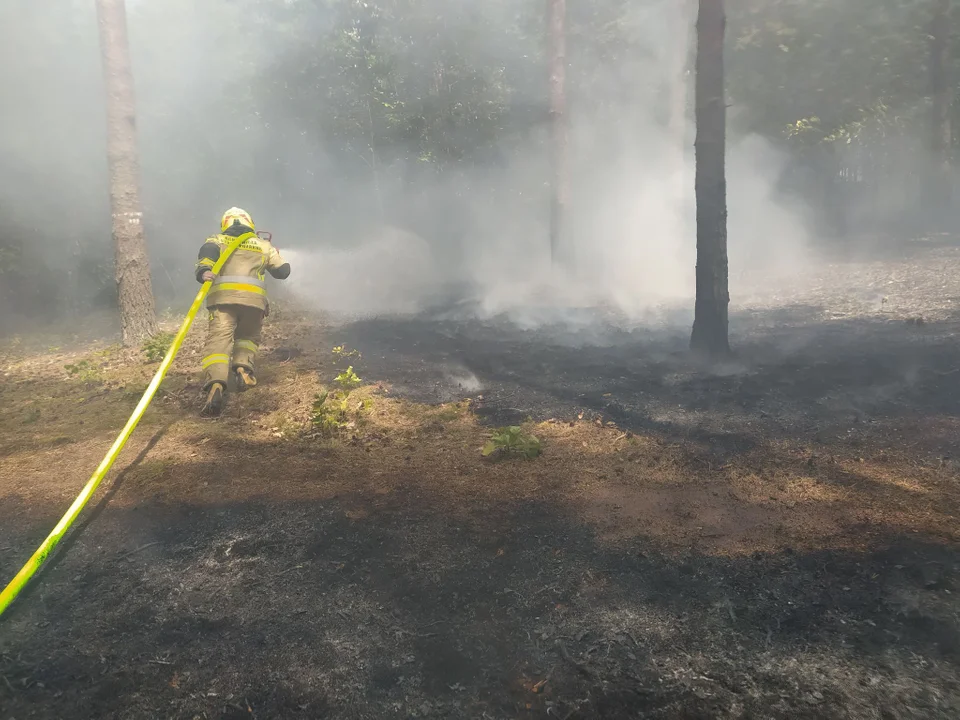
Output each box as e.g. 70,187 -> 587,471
196,231 -> 287,312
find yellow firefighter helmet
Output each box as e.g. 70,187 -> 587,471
221,207 -> 256,233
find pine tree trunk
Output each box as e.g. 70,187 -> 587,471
690,0 -> 729,359
928,0 -> 953,229
547,0 -> 568,262
96,0 -> 157,345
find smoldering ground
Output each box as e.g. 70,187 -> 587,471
4,240 -> 960,720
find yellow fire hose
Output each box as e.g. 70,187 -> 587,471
0,234 -> 248,618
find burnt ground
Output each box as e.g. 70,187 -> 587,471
3,239 -> 960,719
336,236 -> 960,456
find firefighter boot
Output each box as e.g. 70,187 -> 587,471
232,308 -> 263,393
202,382 -> 225,416
235,366 -> 257,392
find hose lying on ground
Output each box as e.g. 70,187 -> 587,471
0,234 -> 248,618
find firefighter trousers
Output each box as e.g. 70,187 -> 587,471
201,304 -> 263,389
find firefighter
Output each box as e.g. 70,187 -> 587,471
196,207 -> 291,416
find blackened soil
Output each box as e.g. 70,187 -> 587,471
335,302 -> 960,460
2,491 -> 959,719
4,246 -> 960,718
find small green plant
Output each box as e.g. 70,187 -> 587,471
142,331 -> 176,363
482,426 -> 542,460
310,390 -> 340,435
310,367 -> 370,437
335,366 -> 362,391
310,390 -> 373,436
332,345 -> 362,361
64,359 -> 102,384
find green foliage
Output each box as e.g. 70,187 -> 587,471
311,365 -> 370,437
728,0 -> 931,145
142,331 -> 176,363
255,0 -> 523,174
160,0 -> 949,177
310,390 -> 339,435
332,345 -> 361,361
64,359 -> 102,384
335,366 -> 363,391
482,425 -> 542,460
310,388 -> 373,437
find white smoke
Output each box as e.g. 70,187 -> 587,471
282,130 -> 815,327
283,227 -> 444,318
0,0 -> 817,331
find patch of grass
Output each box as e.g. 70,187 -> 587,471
94,344 -> 123,359
482,425 -> 542,460
128,458 -> 176,487
398,400 -> 470,426
64,359 -> 103,384
142,331 -> 176,363
122,383 -> 149,399
268,413 -> 303,440
433,403 -> 468,423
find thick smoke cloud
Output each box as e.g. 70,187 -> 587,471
0,0 -> 816,333
282,1 -> 817,325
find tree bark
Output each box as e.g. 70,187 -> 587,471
547,0 -> 568,262
928,0 -> 953,228
690,0 -> 729,359
96,0 -> 158,345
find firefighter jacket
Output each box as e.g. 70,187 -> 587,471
195,226 -> 291,313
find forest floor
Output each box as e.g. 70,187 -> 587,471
2,236 -> 960,719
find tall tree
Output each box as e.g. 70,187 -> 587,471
928,0 -> 953,227
548,0 -> 568,262
97,0 -> 158,345
690,0 -> 729,358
